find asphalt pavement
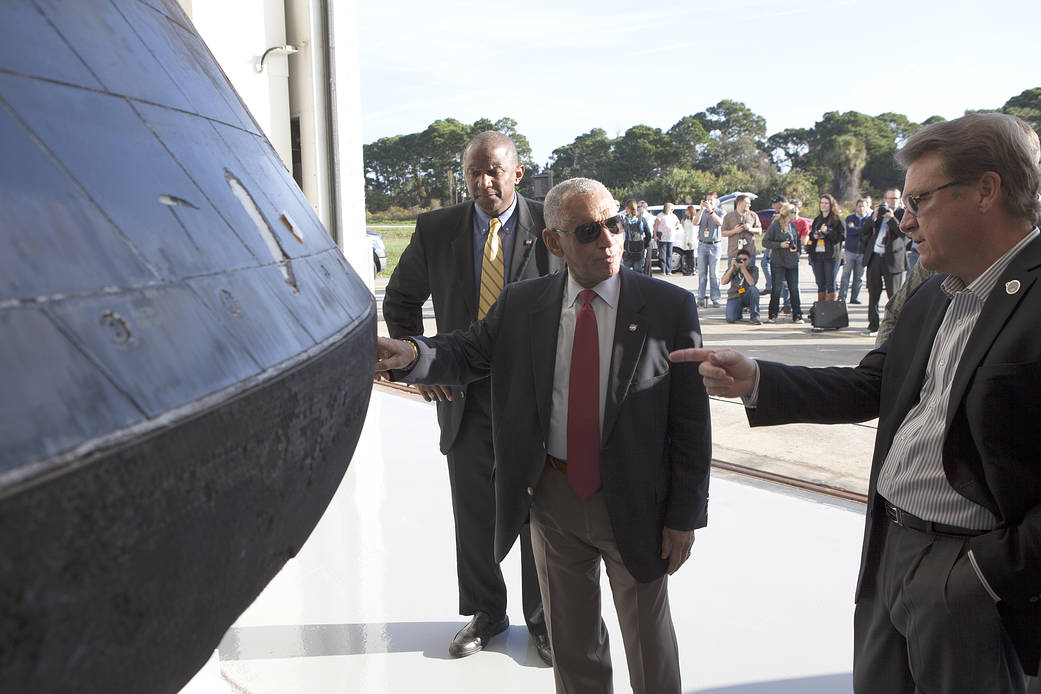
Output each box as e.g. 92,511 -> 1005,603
373,258 -> 882,497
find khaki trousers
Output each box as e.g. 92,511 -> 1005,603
529,463 -> 680,694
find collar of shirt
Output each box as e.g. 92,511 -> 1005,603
940,227 -> 1040,301
564,269 -> 621,311
472,194 -> 518,232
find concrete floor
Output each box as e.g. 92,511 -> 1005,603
181,389 -> 865,693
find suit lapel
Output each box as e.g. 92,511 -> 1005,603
451,204 -> 477,320
603,270 -> 646,441
509,195 -> 539,281
530,272 -> 567,440
946,236 -> 1041,430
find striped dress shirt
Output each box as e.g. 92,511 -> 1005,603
877,229 -> 1040,529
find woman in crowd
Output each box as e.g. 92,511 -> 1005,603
621,199 -> 651,272
680,205 -> 699,275
654,203 -> 680,275
762,203 -> 803,323
807,194 -> 845,302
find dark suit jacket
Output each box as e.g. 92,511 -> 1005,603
383,195 -> 562,453
398,268 -> 712,583
860,215 -> 908,273
748,234 -> 1041,673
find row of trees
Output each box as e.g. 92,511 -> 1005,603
364,117 -> 534,213
363,88 -> 1041,215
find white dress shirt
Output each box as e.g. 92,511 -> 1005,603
547,271 -> 621,460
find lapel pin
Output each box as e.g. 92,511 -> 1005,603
524,238 -> 533,246
628,323 -> 638,332
1006,279 -> 1021,295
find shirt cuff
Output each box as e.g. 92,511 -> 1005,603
967,549 -> 1001,603
741,360 -> 761,408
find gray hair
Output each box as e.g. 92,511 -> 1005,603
462,130 -> 519,166
896,113 -> 1041,225
544,177 -> 611,232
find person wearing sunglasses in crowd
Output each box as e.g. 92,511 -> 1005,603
383,131 -> 562,665
377,177 -> 711,694
673,113 -> 1041,694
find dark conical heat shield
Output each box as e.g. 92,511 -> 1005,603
0,1 -> 375,692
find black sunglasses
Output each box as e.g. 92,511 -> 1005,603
903,181 -> 962,215
555,214 -> 625,243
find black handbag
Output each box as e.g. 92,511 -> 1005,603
809,300 -> 849,330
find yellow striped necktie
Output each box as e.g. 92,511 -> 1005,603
478,217 -> 505,319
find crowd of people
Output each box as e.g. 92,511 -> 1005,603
376,113 -> 1041,694
617,185 -> 921,335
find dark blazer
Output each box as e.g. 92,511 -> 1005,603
860,215 -> 908,273
383,195 -> 562,453
747,234 -> 1041,674
399,268 -> 712,583
762,219 -> 802,270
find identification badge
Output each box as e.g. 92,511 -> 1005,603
816,240 -> 825,251
738,287 -> 746,294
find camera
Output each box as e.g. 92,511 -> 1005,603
877,201 -> 891,215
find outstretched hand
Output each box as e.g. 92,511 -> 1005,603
669,347 -> 757,398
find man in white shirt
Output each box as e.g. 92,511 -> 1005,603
378,178 -> 712,694
672,113 -> 1041,693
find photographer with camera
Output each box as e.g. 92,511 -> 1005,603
693,192 -> 724,307
720,246 -> 762,324
807,194 -> 846,303
859,199 -> 908,336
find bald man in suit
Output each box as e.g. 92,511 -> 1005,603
383,132 -> 560,663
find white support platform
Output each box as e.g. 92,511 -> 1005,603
182,388 -> 864,693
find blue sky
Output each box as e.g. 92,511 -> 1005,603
358,0 -> 1037,165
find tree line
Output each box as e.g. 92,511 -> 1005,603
364,88 -> 1040,216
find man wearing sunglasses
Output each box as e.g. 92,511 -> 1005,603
673,112 -> 1041,693
377,177 -> 711,693
383,131 -> 562,664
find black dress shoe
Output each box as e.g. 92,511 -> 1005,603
449,612 -> 509,658
532,632 -> 553,666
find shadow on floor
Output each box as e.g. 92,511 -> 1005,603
688,672 -> 852,693
218,622 -> 545,668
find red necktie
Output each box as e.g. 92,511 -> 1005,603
567,289 -> 601,499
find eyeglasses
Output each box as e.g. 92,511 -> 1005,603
555,214 -> 625,243
902,181 -> 961,215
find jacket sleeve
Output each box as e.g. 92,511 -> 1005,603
748,348 -> 885,427
383,218 -> 432,338
391,283 -> 508,386
664,290 -> 712,530
762,220 -> 783,250
828,219 -> 846,243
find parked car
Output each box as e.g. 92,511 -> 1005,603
368,229 -> 388,274
643,192 -> 758,272
756,208 -> 776,231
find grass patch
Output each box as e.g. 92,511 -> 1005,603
369,224 -> 415,277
